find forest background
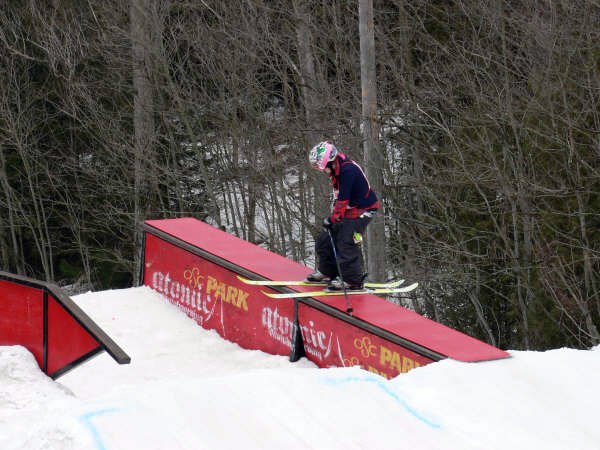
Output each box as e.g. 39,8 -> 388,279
1,0 -> 598,351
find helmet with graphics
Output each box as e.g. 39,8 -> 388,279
308,141 -> 338,171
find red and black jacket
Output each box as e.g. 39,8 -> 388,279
328,153 -> 380,222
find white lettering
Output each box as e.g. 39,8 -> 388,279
149,270 -> 213,325
261,308 -> 334,361
300,320 -> 334,360
152,271 -> 164,292
164,273 -> 172,295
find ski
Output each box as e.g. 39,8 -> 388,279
236,275 -> 405,289
261,282 -> 419,299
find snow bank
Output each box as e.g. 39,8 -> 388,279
1,287 -> 599,450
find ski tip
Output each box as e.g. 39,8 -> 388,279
260,290 -> 286,299
393,282 -> 419,293
237,275 -> 272,285
383,279 -> 405,288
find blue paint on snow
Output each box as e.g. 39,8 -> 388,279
322,375 -> 441,429
79,408 -> 120,450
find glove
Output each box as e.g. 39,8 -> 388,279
322,217 -> 333,229
331,199 -> 348,223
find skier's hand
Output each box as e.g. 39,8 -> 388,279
322,217 -> 333,230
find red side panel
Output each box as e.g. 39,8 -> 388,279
144,218 -> 509,363
0,273 -> 129,378
0,280 -> 44,367
144,233 -> 293,356
46,293 -> 101,376
298,304 -> 432,378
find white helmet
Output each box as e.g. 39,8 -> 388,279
308,141 -> 338,171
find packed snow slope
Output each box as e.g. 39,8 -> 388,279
1,286 -> 599,450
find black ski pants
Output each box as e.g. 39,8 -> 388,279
315,215 -> 373,285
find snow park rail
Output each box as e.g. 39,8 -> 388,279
141,218 -> 508,378
0,271 -> 130,379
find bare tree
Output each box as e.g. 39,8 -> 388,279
130,0 -> 157,284
359,0 -> 385,281
0,0 -> 597,350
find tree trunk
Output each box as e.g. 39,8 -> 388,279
130,0 -> 155,285
359,0 -> 385,281
0,145 -> 23,274
293,0 -> 329,226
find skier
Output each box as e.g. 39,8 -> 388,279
306,140 -> 380,291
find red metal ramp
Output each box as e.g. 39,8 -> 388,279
0,271 -> 130,379
142,218 -> 508,377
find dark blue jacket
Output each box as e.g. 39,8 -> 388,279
329,153 -> 379,221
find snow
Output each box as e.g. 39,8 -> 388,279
2,286 -> 599,450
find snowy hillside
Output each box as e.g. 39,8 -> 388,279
1,286 -> 599,450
